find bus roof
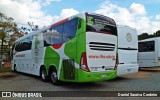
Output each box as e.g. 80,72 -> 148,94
15,26 -> 50,43
15,12 -> 115,43
117,25 -> 136,30
15,13 -> 86,43
138,37 -> 160,42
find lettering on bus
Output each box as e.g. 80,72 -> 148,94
34,35 -> 40,63
88,55 -> 115,59
15,54 -> 25,58
86,14 -> 117,35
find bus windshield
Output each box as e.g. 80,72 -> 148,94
86,13 -> 117,36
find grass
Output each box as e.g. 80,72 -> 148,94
0,66 -> 12,73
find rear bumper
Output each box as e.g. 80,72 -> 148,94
117,64 -> 139,76
77,70 -> 117,82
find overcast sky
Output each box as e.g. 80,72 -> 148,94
0,0 -> 160,34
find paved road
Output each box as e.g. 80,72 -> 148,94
0,67 -> 160,99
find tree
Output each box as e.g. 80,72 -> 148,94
138,30 -> 160,40
19,21 -> 40,34
138,33 -> 149,40
0,12 -> 43,68
0,12 -> 19,68
154,30 -> 160,37
27,22 -> 39,31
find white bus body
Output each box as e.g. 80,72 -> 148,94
117,25 -> 139,76
138,37 -> 160,67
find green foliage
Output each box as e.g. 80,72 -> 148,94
138,30 -> 160,40
0,12 -> 20,67
0,12 -> 18,40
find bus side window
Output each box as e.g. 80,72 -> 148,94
63,18 -> 78,42
51,25 -> 63,44
138,41 -> 155,52
43,32 -> 51,47
14,36 -> 33,52
44,24 -> 63,46
148,41 -> 155,51
22,37 -> 32,51
15,42 -> 20,52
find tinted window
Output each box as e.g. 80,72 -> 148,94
51,25 -> 63,44
86,13 -> 117,36
138,41 -> 155,52
44,18 -> 78,47
15,36 -> 33,52
43,29 -> 52,47
43,24 -> 63,46
63,18 -> 78,42
44,25 -> 63,47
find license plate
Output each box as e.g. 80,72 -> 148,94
127,68 -> 132,72
101,74 -> 107,78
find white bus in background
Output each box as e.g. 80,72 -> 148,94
117,25 -> 139,76
138,37 -> 160,68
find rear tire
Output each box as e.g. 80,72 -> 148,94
40,67 -> 48,82
50,68 -> 60,85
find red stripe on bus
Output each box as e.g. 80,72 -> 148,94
51,18 -> 68,28
52,44 -> 63,49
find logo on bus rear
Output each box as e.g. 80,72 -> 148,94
126,33 -> 132,42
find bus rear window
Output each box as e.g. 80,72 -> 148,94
86,13 -> 117,36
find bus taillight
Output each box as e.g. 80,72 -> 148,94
80,52 -> 90,72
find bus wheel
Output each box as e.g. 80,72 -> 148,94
40,67 -> 48,82
50,68 -> 60,85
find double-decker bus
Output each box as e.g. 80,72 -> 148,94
11,12 -> 118,85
